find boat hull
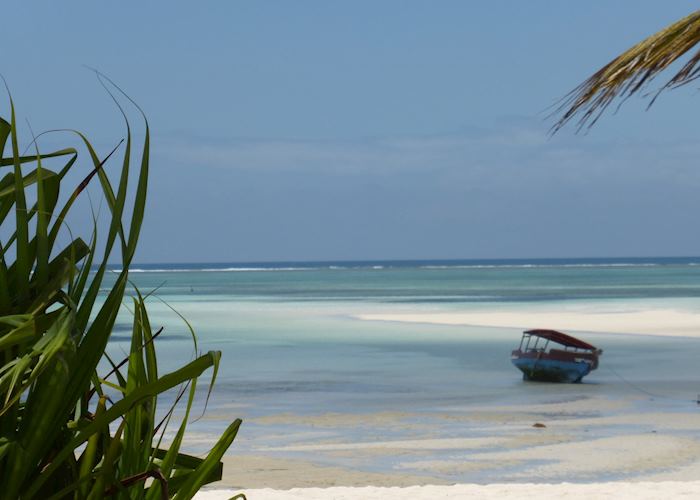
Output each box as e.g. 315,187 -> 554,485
511,357 -> 592,383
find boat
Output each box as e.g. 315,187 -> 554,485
511,329 -> 602,383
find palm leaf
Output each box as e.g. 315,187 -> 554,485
553,9 -> 700,132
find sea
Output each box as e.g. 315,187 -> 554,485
104,257 -> 700,481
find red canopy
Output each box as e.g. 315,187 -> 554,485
524,329 -> 598,350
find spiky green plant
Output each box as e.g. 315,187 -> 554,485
552,9 -> 700,132
0,76 -> 242,499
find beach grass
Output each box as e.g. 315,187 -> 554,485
0,76 -> 241,499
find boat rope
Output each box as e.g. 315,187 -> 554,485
602,364 -> 697,404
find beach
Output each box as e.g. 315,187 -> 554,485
115,260 -> 700,497
10,3 -> 700,495
196,482 -> 700,499
194,302 -> 700,498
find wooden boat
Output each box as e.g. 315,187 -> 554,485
511,329 -> 602,383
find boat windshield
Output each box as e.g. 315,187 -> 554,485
520,333 -> 549,352
518,329 -> 598,353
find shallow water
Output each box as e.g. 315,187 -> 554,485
103,259 -> 700,482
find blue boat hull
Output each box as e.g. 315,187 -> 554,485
512,357 -> 592,383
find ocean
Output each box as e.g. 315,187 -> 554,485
105,257 -> 700,483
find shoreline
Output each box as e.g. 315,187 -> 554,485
184,297 -> 700,494
195,481 -> 700,499
355,305 -> 700,338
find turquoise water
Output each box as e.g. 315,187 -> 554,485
105,258 -> 700,412
121,257 -> 700,303
104,258 -> 700,480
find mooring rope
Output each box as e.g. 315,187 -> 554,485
602,363 -> 698,404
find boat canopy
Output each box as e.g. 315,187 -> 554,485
523,329 -> 598,351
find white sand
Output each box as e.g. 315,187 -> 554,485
356,306 -> 700,337
196,481 -> 700,499
196,303 -> 700,497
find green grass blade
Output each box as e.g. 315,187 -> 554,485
32,150 -> 48,288
0,117 -> 10,155
171,419 -> 242,499
0,79 -> 240,500
2,310 -> 75,499
145,382 -> 197,500
26,352 -> 222,497
126,122 -> 148,260
78,396 -> 106,498
7,96 -> 29,304
48,142 -> 117,252
0,147 -> 77,167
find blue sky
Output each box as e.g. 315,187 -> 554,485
4,1 -> 700,262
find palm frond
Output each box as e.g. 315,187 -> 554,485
552,9 -> 700,133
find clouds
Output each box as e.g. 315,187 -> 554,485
156,122 -> 700,193
136,121 -> 700,262
157,125 -> 552,179
3,1 -> 699,263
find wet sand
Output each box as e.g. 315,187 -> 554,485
192,303 -> 700,496
200,395 -> 700,490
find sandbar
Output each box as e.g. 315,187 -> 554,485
356,305 -> 700,337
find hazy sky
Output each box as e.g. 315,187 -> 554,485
5,1 -> 700,262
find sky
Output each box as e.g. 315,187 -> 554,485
4,1 -> 700,263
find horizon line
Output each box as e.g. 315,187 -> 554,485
119,255 -> 700,267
